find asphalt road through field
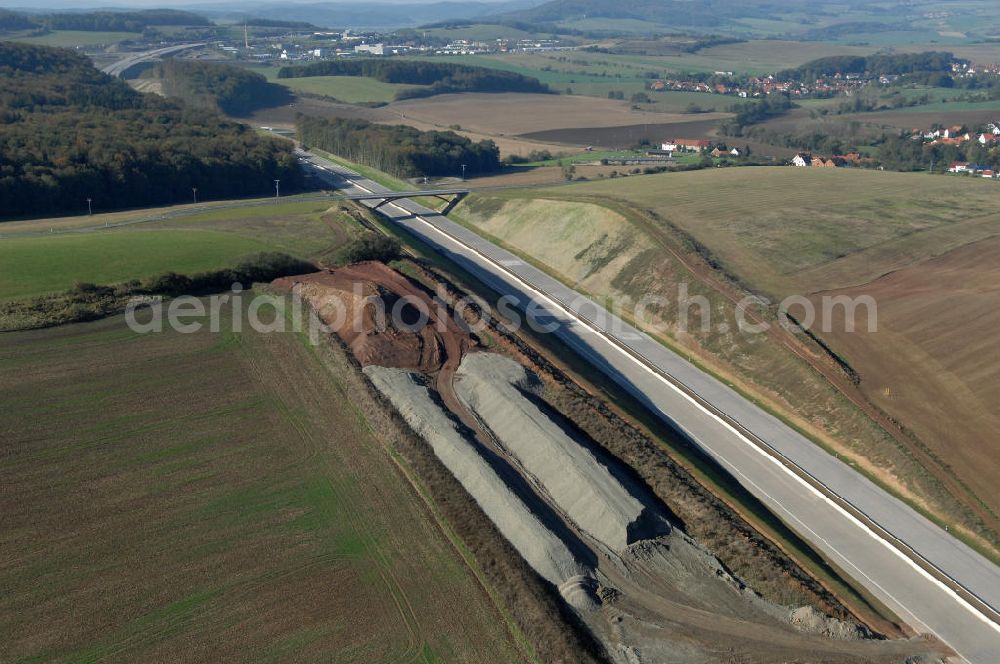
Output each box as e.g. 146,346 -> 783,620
299,150 -> 1000,662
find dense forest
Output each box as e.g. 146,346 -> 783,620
0,42 -> 301,219
779,52 -> 957,81
297,115 -> 500,178
151,60 -> 291,116
0,9 -> 210,33
279,59 -> 549,99
0,9 -> 36,31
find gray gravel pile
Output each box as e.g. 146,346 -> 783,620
363,365 -> 598,610
454,353 -> 671,552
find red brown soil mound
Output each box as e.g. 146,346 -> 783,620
274,261 -> 476,374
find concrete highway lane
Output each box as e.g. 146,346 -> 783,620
300,150 -> 1000,662
100,44 -> 205,78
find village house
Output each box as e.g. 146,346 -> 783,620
792,153 -> 812,167
661,139 -> 711,153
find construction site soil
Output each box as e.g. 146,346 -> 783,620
273,261 -> 946,663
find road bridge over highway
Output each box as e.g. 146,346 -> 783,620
330,189 -> 469,215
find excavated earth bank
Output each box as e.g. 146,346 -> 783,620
274,262 -> 943,663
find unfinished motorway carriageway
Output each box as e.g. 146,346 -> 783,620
297,149 -> 1000,663
100,44 -> 205,78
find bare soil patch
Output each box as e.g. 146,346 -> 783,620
520,121 -> 793,157
811,237 -> 1000,521
389,92 -> 729,136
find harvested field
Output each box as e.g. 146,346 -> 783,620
241,92 -> 727,157
0,302 -> 530,662
521,118 -> 718,148
531,167 -> 1000,297
388,93 -> 729,137
520,122 -> 795,157
810,237 -> 1000,519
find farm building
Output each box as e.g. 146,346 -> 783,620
661,139 -> 711,153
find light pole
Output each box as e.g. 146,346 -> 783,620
192,187 -> 198,204
461,164 -> 467,180
86,198 -> 92,216
274,179 -> 280,200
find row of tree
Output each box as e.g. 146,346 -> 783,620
718,94 -> 794,136
278,59 -> 549,99
297,115 -> 500,178
778,51 -> 957,81
151,60 -> 291,116
0,42 -> 301,219
877,134 -> 1000,172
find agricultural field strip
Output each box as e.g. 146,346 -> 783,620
0,196 -> 339,239
298,149 -> 1000,662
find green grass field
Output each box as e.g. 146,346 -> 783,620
411,42 -> 879,99
0,231 -> 269,301
0,200 -> 356,301
0,303 -> 528,661
9,30 -> 140,47
261,68 -> 427,104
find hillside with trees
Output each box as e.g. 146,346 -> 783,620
0,42 -> 301,220
150,60 -> 291,115
0,9 -> 210,33
297,115 -> 500,178
278,59 -> 549,99
0,9 -> 36,32
778,52 -> 957,81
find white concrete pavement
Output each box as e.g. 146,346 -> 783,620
100,43 -> 205,78
300,150 -> 1000,662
